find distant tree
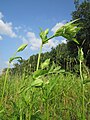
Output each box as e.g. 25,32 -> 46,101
67,0 -> 90,67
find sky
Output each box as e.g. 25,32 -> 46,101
0,0 -> 84,72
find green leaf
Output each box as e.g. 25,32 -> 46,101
83,80 -> 90,84
17,44 -> 28,52
31,78 -> 43,87
0,109 -> 4,114
54,19 -> 81,44
33,69 -> 48,79
9,56 -> 22,63
39,28 -> 49,44
41,59 -> 50,69
49,66 -> 61,74
78,48 -> 84,62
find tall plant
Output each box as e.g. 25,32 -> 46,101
36,19 -> 81,71
35,19 -> 86,119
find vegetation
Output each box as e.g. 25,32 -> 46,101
0,0 -> 90,120
68,0 -> 90,67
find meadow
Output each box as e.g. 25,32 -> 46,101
0,19 -> 90,120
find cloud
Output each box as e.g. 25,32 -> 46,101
43,38 -> 60,52
51,21 -> 65,33
0,20 -> 16,38
21,31 -> 60,52
0,35 -> 3,40
27,32 -> 42,50
0,12 -> 16,38
61,39 -> 67,44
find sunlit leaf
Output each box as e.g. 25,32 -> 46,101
17,44 -> 28,52
41,59 -> 50,69
33,69 -> 48,79
83,80 -> 90,84
0,109 -> 4,114
39,28 -> 49,44
78,48 -> 84,62
31,78 -> 43,87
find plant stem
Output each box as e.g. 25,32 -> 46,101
1,64 -> 10,103
46,35 -> 55,41
36,44 -> 43,71
80,60 -> 85,120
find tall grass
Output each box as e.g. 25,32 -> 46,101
0,71 -> 90,120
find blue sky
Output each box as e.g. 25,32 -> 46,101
0,0 -> 84,72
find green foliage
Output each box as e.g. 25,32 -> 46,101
54,19 -> 81,44
39,28 -> 49,44
33,69 -> 48,79
78,47 -> 84,62
41,58 -> 50,69
31,78 -> 43,87
0,72 -> 90,120
68,0 -> 90,67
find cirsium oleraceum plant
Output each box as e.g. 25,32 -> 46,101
37,19 -> 81,71
37,19 -> 85,119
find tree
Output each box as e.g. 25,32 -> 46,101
67,0 -> 90,67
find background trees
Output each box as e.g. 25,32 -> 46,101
67,0 -> 90,67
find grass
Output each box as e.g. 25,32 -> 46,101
0,70 -> 90,120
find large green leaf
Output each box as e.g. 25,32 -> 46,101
33,69 -> 49,79
41,59 -> 50,69
31,78 -> 43,87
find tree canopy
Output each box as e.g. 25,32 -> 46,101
68,0 -> 90,67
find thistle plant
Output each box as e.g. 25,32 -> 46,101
33,19 -> 83,119
34,19 -> 82,89
36,19 -> 81,72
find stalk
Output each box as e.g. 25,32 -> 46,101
80,60 -> 85,120
46,35 -> 55,41
1,52 -> 17,104
1,64 -> 10,103
20,108 -> 23,120
36,43 -> 43,71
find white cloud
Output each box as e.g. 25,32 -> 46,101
27,32 -> 42,50
51,21 -> 66,33
61,39 -> 67,44
0,35 -> 3,40
0,20 -> 16,38
21,31 -> 60,52
43,38 -> 60,52
0,12 -> 16,38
